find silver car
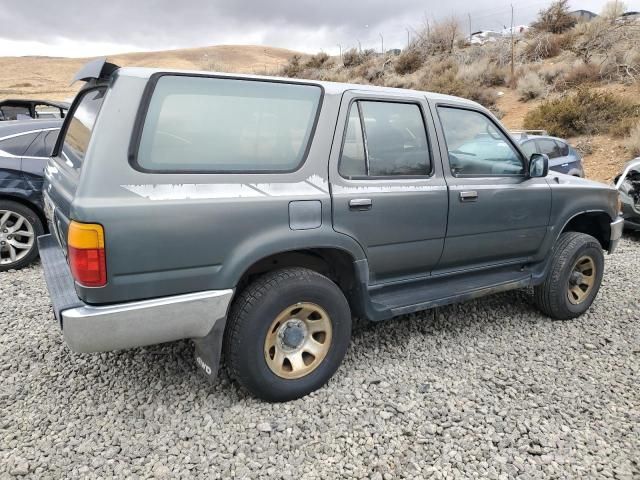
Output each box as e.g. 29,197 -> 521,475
514,132 -> 585,177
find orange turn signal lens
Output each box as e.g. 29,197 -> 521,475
68,221 -> 105,249
67,221 -> 107,287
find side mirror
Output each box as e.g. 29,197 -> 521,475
529,153 -> 549,178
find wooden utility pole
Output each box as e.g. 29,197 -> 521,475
510,4 -> 515,83
468,13 -> 472,41
379,33 -> 384,55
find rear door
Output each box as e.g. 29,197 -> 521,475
433,105 -> 551,271
330,91 -> 448,285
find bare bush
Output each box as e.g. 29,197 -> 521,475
601,0 -> 627,24
521,32 -> 567,61
538,62 -> 569,84
531,0 -> 576,34
412,18 -> 462,55
415,57 -> 498,107
573,137 -> 594,156
562,61 -> 600,87
625,122 -> 640,156
456,58 -> 507,87
517,71 -> 547,100
569,16 -> 638,66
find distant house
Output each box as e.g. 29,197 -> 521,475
470,30 -> 502,45
500,25 -> 530,36
569,10 -> 598,22
620,11 -> 640,21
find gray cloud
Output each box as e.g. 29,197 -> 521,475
0,0 -> 627,56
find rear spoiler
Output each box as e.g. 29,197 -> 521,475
71,57 -> 119,85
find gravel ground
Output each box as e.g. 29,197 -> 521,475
1,236 -> 639,479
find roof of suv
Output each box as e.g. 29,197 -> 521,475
114,67 -> 482,109
0,119 -> 63,139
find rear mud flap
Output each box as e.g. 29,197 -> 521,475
192,318 -> 226,383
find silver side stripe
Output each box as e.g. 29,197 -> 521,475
332,184 -> 445,194
122,175 -> 330,200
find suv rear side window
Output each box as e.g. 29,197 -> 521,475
536,138 -> 563,159
136,76 -> 322,172
339,100 -> 431,178
61,88 -> 106,169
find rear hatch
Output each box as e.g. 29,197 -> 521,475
44,88 -> 107,253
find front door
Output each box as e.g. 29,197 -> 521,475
432,104 -> 551,272
330,91 -> 448,285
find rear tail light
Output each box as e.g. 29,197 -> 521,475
67,221 -> 107,287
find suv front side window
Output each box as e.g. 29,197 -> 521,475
437,107 -> 524,176
339,100 -> 431,179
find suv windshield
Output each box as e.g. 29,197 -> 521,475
61,88 -> 106,170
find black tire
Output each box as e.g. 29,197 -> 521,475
534,232 -> 604,320
224,267 -> 352,402
0,200 -> 44,271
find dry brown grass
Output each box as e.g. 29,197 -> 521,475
0,45 -> 300,101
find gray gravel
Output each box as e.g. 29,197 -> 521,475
1,236 -> 639,479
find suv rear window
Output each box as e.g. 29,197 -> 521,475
61,88 -> 106,169
135,75 -> 322,173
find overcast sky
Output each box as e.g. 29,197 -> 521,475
0,0 -> 637,57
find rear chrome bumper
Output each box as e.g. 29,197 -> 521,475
609,216 -> 624,254
37,234 -> 233,353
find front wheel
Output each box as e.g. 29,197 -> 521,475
534,232 -> 604,320
0,200 -> 44,271
224,268 -> 352,402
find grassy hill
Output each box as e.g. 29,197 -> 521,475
0,44 -> 300,101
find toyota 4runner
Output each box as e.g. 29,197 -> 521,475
38,59 -> 624,401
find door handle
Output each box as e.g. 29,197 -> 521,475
459,191 -> 478,202
349,198 -> 372,210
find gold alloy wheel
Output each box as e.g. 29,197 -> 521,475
567,255 -> 596,305
264,302 -> 333,379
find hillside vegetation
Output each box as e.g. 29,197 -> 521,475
0,45 -> 299,101
1,1 -> 638,182
280,0 -> 640,182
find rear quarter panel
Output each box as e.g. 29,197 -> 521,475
69,75 -> 365,304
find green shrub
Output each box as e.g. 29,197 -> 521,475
523,88 -> 638,137
394,49 -> 423,75
305,52 -> 331,69
282,55 -> 303,77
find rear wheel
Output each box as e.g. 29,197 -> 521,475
0,200 -> 43,271
534,232 -> 604,319
224,268 -> 351,402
